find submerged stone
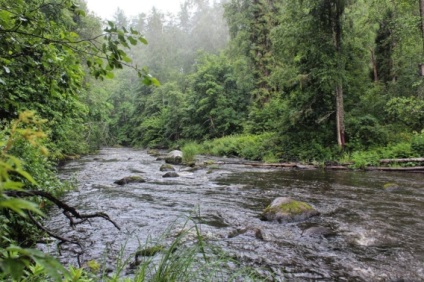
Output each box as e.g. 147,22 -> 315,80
160,164 -> 175,172
261,197 -> 319,223
302,226 -> 335,238
147,149 -> 160,157
114,176 -> 145,185
163,172 -> 179,178
383,183 -> 401,192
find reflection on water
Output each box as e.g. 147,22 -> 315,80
42,148 -> 424,281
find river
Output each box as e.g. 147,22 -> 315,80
40,147 -> 424,281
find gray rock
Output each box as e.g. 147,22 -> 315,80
163,172 -> 179,178
228,227 -> 263,240
114,176 -> 145,185
164,150 -> 183,165
261,197 -> 319,223
160,164 -> 175,172
302,226 -> 335,238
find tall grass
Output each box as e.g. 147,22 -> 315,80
73,216 -> 263,282
181,142 -> 202,164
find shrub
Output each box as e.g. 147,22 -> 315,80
181,142 -> 202,163
411,130 -> 424,156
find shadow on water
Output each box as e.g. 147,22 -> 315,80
40,148 -> 424,281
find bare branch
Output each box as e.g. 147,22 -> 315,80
4,190 -> 121,230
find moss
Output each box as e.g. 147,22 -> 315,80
160,164 -> 175,172
265,200 -> 314,215
147,149 -> 160,156
136,245 -> 164,257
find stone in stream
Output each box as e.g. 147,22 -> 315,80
164,150 -> 183,165
302,226 -> 335,238
383,183 -> 401,192
160,164 -> 175,172
228,227 -> 264,240
114,176 -> 145,185
260,197 -> 319,223
163,172 -> 179,178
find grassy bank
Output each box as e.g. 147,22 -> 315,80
180,130 -> 424,169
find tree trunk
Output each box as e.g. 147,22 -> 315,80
333,2 -> 345,148
370,48 -> 379,82
336,84 -> 345,148
420,0 -> 424,54
420,0 -> 424,74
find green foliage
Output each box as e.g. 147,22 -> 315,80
386,97 -> 424,131
182,53 -> 249,140
0,111 -> 69,281
202,133 -> 278,161
411,130 -> 424,156
346,114 -> 389,149
181,142 -> 202,164
348,141 -> 413,168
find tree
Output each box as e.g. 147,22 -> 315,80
183,53 -> 249,140
224,0 -> 280,105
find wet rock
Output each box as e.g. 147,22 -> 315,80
114,176 -> 146,185
163,172 -> 179,178
228,227 -> 263,240
383,183 -> 401,192
160,164 -> 176,172
165,150 -> 183,165
302,226 -> 335,238
147,149 -> 161,157
136,245 -> 164,257
260,197 -> 319,223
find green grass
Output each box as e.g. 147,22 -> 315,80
181,142 -> 202,164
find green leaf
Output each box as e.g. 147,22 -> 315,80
15,169 -> 37,184
0,198 -> 44,217
139,37 -> 148,44
105,72 -> 114,79
123,56 -> 132,63
128,36 -> 137,45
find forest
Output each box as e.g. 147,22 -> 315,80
1,0 -> 424,280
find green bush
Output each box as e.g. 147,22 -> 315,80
202,133 -> 277,161
181,142 -> 202,163
411,130 -> 424,156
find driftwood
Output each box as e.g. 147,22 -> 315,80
380,158 -> 424,164
365,166 -> 424,172
214,160 -> 423,173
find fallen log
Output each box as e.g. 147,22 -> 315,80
214,161 -> 298,167
380,158 -> 424,164
365,166 -> 424,172
325,166 -> 349,170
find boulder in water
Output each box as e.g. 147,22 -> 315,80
163,172 -> 179,178
114,176 -> 145,185
302,226 -> 335,238
383,183 -> 401,192
261,197 -> 319,223
165,150 -> 183,165
160,164 -> 175,172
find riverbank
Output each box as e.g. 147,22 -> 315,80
176,133 -> 424,171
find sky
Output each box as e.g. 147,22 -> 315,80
85,0 -> 184,19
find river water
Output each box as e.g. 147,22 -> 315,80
41,148 -> 424,281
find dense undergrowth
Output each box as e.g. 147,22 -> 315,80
180,129 -> 424,169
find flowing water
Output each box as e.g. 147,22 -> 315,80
40,148 -> 424,281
